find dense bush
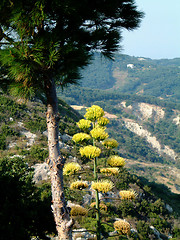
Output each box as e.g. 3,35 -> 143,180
0,157 -> 55,240
24,116 -> 46,133
29,145 -> 48,162
137,220 -> 154,240
0,134 -> 6,150
0,94 -> 26,120
0,124 -> 19,150
0,124 -> 19,137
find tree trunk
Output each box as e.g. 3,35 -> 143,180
45,78 -> 73,240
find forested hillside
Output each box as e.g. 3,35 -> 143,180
0,93 -> 180,239
74,53 -> 180,103
57,54 -> 180,195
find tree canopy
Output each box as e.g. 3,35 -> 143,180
0,0 -> 143,98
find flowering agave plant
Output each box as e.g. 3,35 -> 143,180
84,105 -> 104,122
77,119 -> 91,131
72,133 -> 91,144
91,180 -> 114,193
114,220 -> 131,235
90,127 -> 109,141
80,145 -> 101,159
107,155 -> 126,167
103,138 -> 119,149
97,117 -> 110,126
100,167 -> 119,176
70,105 -> 131,239
119,190 -> 136,200
70,180 -> 89,190
63,162 -> 81,176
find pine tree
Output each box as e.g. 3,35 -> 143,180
0,1 -> 143,239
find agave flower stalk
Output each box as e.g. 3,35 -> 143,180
93,131 -> 101,240
84,105 -> 105,240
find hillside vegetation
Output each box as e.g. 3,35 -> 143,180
77,52 -> 180,103
0,93 -> 180,239
57,54 -> 180,195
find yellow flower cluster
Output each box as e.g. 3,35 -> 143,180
100,167 -> 119,176
70,205 -> 88,216
77,119 -> 91,130
107,155 -> 126,167
80,145 -> 101,159
72,133 -> 91,143
114,220 -> 131,235
63,162 -> 81,176
103,138 -> 119,149
84,105 -> 104,121
90,202 -> 108,212
98,117 -> 110,126
70,181 -> 88,190
90,127 -> 109,141
91,180 -> 114,193
119,190 -> 136,200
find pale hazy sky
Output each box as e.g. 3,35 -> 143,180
121,0 -> 180,59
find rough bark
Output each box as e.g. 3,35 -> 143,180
45,78 -> 73,240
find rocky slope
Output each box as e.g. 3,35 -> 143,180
1,93 -> 180,239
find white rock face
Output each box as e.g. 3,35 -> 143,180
21,130 -> 37,146
124,119 -> 177,160
121,101 -> 165,122
165,204 -> 173,213
173,115 -> 180,125
33,163 -> 50,183
83,194 -> 92,205
72,228 -> 96,240
61,134 -> 72,143
150,226 -> 162,240
137,102 -> 165,122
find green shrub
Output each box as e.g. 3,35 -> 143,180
117,200 -> 136,217
0,124 -> 19,137
0,157 -> 55,240
150,216 -> 170,233
29,145 -> 48,162
0,134 -> 6,150
24,117 -> 46,133
137,220 -> 153,240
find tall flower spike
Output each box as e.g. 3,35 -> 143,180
84,105 -> 104,121
63,162 -> 81,176
114,220 -> 131,235
77,119 -> 91,131
91,180 -> 114,193
72,133 -> 91,144
90,127 -> 109,141
107,155 -> 126,167
80,145 -> 101,159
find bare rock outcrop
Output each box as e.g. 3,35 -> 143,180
124,119 -> 177,160
121,101 -> 165,122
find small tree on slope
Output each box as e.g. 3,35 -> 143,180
0,1 -> 143,239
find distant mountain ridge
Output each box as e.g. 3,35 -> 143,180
78,52 -> 180,103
